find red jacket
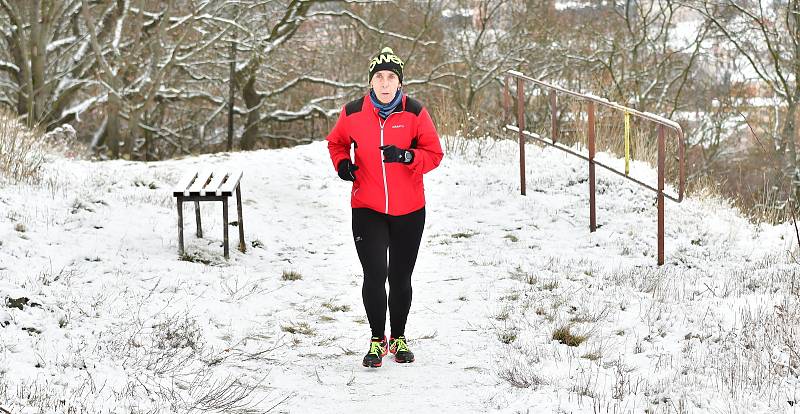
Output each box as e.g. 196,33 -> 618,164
327,94 -> 443,216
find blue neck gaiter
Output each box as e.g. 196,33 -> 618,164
369,89 -> 403,119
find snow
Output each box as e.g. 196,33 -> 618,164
0,60 -> 20,73
0,137 -> 798,413
62,95 -> 104,123
441,8 -> 474,18
669,13 -> 705,50
47,36 -> 78,54
112,0 -> 128,53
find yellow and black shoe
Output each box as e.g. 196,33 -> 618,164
362,336 -> 388,368
389,336 -> 415,363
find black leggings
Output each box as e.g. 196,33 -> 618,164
352,207 -> 425,338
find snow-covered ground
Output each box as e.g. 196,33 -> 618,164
0,137 -> 798,413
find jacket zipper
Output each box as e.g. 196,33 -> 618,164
379,112 -> 399,214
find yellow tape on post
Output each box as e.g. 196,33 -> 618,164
624,111 -> 631,175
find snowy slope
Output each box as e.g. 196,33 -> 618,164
0,138 -> 797,413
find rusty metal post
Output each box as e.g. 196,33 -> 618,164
588,102 -> 596,232
679,130 -> 686,202
517,77 -> 526,196
503,75 -> 511,126
550,89 -> 558,143
658,125 -> 665,265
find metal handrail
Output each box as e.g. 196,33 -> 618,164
504,126 -> 680,202
503,70 -> 687,265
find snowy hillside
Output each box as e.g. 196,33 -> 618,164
0,137 -> 798,413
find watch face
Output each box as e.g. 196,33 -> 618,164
403,151 -> 412,162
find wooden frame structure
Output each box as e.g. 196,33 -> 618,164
172,169 -> 246,259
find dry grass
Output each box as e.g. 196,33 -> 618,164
281,269 -> 302,281
498,364 -> 545,389
1,303 -> 278,414
431,95 -> 501,159
494,252 -> 799,409
552,324 -> 588,347
581,351 -> 602,361
0,109 -> 48,184
321,300 -> 350,313
497,328 -> 518,344
281,321 -> 315,336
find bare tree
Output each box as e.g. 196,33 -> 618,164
548,0 -> 710,116
441,0 -> 529,115
0,0 -> 98,128
688,0 -> 800,205
225,0 -> 443,149
81,0 -> 205,159
0,1 -> 448,157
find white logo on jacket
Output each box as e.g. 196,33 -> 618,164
391,125 -> 405,129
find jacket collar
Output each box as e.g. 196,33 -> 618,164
364,92 -> 406,116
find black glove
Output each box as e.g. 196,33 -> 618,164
379,145 -> 414,164
337,159 -> 359,181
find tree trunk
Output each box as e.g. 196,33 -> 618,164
5,14 -> 33,122
791,0 -> 800,203
125,107 -> 140,160
240,75 -> 261,151
107,93 -> 121,159
783,103 -> 800,202
30,0 -> 47,123
8,32 -> 29,117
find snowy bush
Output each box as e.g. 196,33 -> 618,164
42,124 -> 77,146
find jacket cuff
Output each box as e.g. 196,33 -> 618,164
406,150 -> 423,173
334,156 -> 349,171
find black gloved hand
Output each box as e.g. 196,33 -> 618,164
379,145 -> 414,164
337,159 -> 359,181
